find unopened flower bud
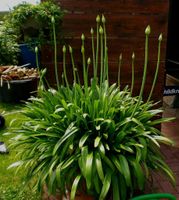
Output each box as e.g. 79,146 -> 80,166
90,28 -> 94,35
132,52 -> 135,60
35,46 -> 38,53
96,15 -> 100,23
62,45 -> 66,53
81,34 -> 85,41
69,45 -> 72,53
119,53 -> 122,61
158,33 -> 163,42
102,15 -> 106,23
51,16 -> 55,24
87,57 -> 91,65
99,26 -> 103,34
145,25 -> 151,35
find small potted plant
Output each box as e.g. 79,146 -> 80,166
9,15 -> 175,199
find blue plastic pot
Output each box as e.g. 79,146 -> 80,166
19,43 -> 40,68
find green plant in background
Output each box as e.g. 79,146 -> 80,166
3,0 -> 64,44
8,15 -> 175,200
0,22 -> 19,65
0,0 -> 64,66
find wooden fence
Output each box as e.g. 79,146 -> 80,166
41,0 -> 169,101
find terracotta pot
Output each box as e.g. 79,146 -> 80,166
42,186 -> 94,200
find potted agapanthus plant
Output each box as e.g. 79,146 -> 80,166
8,15 -> 175,200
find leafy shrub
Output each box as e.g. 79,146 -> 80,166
0,0 -> 64,65
3,0 -> 64,44
0,22 -> 19,65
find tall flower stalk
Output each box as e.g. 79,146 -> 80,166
51,16 -> 60,90
147,34 -> 162,103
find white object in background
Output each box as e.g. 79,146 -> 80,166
0,142 -> 8,153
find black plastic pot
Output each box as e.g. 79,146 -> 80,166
0,78 -> 38,103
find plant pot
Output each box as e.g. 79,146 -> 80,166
42,185 -> 94,200
0,78 -> 38,103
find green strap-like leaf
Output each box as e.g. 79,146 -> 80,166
94,136 -> 101,148
153,135 -> 174,146
81,146 -> 88,176
139,137 -> 147,161
149,117 -> 175,125
61,155 -> 77,170
98,142 -> 106,156
85,152 -> 93,190
132,161 -> 145,190
79,133 -> 90,148
93,169 -> 101,194
119,155 -> 131,187
131,117 -> 144,129
70,175 -> 81,200
104,155 -> 115,171
120,144 -> 134,153
118,174 -> 127,200
111,155 -> 122,173
53,123 -> 78,155
95,152 -> 105,182
99,169 -> 112,200
112,174 -> 120,200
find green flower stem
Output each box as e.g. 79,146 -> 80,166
76,68 -> 81,86
35,46 -> 43,90
99,26 -> 104,87
102,15 -> 108,81
81,46 -> 88,94
139,26 -> 150,99
69,45 -> 77,104
51,16 -> 60,90
87,57 -> 91,82
35,47 -> 39,69
61,72 -> 64,86
118,53 -> 122,89
96,15 -> 100,79
91,28 -> 96,79
69,45 -> 76,84
81,34 -> 88,93
105,48 -> 109,82
62,45 -> 69,89
147,34 -> 162,103
131,52 -> 135,95
131,25 -> 150,118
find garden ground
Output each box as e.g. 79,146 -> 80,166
0,103 -> 40,200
